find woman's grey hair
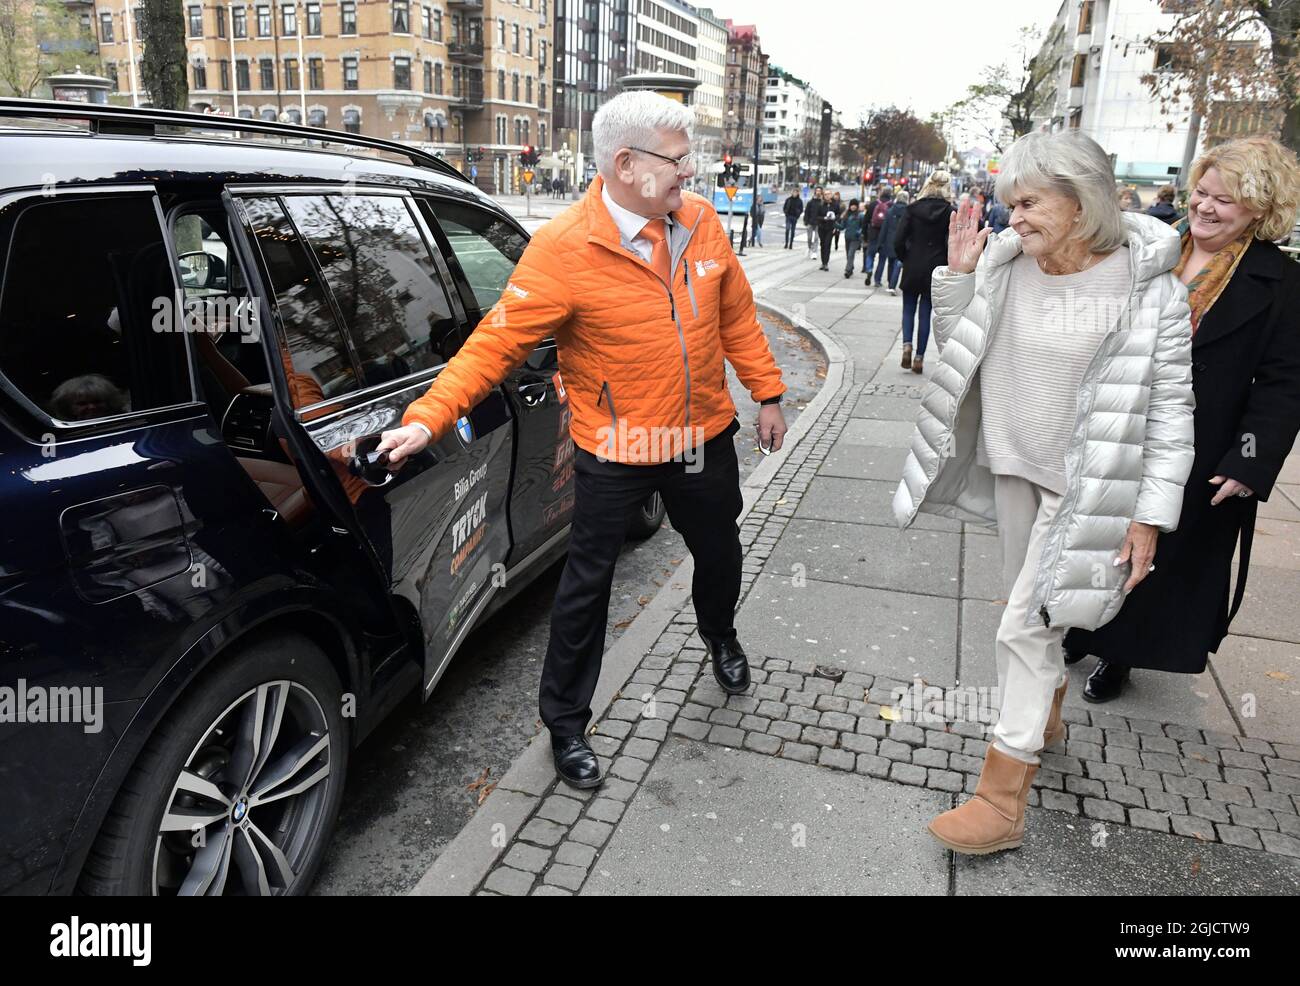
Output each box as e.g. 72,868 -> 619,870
995,130 -> 1126,252
894,190 -> 910,205
592,91 -> 695,178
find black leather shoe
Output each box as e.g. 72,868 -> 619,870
707,637 -> 752,695
1064,647 -> 1088,666
551,734 -> 603,789
1083,660 -> 1129,703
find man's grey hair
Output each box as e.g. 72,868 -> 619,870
592,91 -> 694,178
995,130 -> 1126,252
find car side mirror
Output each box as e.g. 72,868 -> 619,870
178,251 -> 213,289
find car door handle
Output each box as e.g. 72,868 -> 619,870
347,449 -> 394,487
517,379 -> 548,408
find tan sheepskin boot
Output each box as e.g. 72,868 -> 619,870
928,745 -> 1038,854
1042,681 -> 1068,749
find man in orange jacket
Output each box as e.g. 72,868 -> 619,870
378,91 -> 786,789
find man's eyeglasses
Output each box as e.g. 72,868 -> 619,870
629,147 -> 696,173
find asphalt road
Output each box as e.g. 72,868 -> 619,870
312,308 -> 827,895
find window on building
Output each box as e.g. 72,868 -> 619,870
193,62 -> 207,88
525,26 -> 533,56
306,1 -> 321,34
285,57 -> 299,89
256,5 -> 271,36
309,57 -> 323,88
1069,108 -> 1082,129
433,8 -> 442,40
188,5 -> 202,36
394,56 -> 411,89
343,107 -> 361,133
233,5 -> 246,37
281,3 -> 296,34
219,59 -> 230,90
434,63 -> 443,94
259,58 -> 274,89
538,81 -> 545,108
393,0 -> 410,33
423,60 -> 433,93
422,5 -> 432,38
236,59 -> 250,90
512,23 -> 519,52
107,63 -> 119,90
497,18 -> 505,46
538,120 -> 546,148
1070,53 -> 1087,87
1154,43 -> 1192,73
341,0 -> 356,34
452,65 -> 462,97
511,72 -> 519,101
343,56 -> 358,89
1077,0 -> 1094,34
497,68 -> 505,97
99,11 -> 113,42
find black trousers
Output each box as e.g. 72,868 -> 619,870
539,418 -> 744,736
818,225 -> 834,266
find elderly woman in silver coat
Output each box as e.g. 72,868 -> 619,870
892,130 -> 1195,854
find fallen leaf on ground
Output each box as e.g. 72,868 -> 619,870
466,767 -> 491,794
1266,670 -> 1293,681
880,706 -> 901,721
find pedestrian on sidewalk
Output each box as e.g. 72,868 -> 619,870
838,198 -> 865,277
863,187 -> 893,284
830,191 -> 843,251
376,91 -> 789,792
987,196 -> 1011,233
817,191 -> 841,269
894,129 -> 1194,855
1145,183 -> 1181,225
893,172 -> 952,373
804,186 -> 824,258
876,189 -> 907,293
782,186 -> 804,248
1066,136 -> 1300,703
751,196 -> 766,247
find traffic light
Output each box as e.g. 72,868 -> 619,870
518,144 -> 540,167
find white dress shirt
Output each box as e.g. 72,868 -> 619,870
601,183 -> 673,264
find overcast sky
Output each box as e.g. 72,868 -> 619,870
723,0 -> 1063,126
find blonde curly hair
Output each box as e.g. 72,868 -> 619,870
1190,136 -> 1300,241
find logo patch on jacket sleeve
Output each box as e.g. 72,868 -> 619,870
694,258 -> 719,277
506,281 -> 529,299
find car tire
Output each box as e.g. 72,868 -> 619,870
626,490 -> 666,540
78,633 -> 348,896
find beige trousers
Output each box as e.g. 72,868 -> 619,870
991,474 -> 1068,764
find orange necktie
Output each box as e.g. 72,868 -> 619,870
641,218 -> 672,287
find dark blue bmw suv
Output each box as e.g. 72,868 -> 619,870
0,100 -> 663,895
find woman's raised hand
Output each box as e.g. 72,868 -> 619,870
947,199 -> 991,274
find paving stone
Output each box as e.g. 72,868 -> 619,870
483,866 -> 534,896
1140,752 -> 1183,775
789,706 -> 821,726
707,725 -> 745,748
569,819 -> 614,848
1270,774 -> 1300,796
756,700 -> 789,719
1163,774 -> 1207,799
1205,780 -> 1253,806
1180,742 -> 1220,764
1223,768 -> 1270,791
952,721 -> 987,739
623,738 -> 660,762
1105,783 -> 1146,808
1104,746 -> 1143,768
1145,790 -> 1187,815
672,718 -> 710,741
879,739 -> 913,762
1203,730 -> 1243,750
1188,799 -> 1231,824
856,717 -> 889,738
802,677 -> 835,696
855,754 -> 891,777
1068,724 -> 1104,746
589,734 -> 622,758
598,778 -> 638,802
913,747 -> 949,769
927,769 -> 965,792
815,694 -> 850,713
890,723 -> 927,746
1127,719 -> 1165,737
841,733 -> 879,755
802,726 -> 839,747
1221,749 -> 1266,771
1254,789 -> 1296,814
725,695 -> 760,715
1083,798 -> 1126,824
634,719 -> 670,742
1039,789 -> 1079,814
1123,767 -> 1164,791
536,796 -> 583,826
518,818 -> 567,848
1105,729 -> 1140,750
691,686 -> 728,709
766,671 -> 803,689
543,863 -> 588,892
1066,741 -> 1103,763
1085,761 -> 1125,783
1039,752 -> 1083,777
1216,825 -> 1263,850
586,798 -> 626,825
737,714 -> 768,733
1128,808 -> 1171,833
1092,713 -> 1129,732
1228,804 -> 1279,831
890,762 -> 927,786
1164,724 -> 1204,745
1260,831 -> 1300,857
781,742 -> 817,763
769,720 -> 802,741
925,730 -> 965,753
1274,743 -> 1300,761
1183,758 -> 1222,782
1035,769 -> 1064,791
680,702 -> 711,722
707,708 -> 742,728
753,683 -> 784,702
1139,734 -> 1180,755
1266,758 -> 1300,779
503,842 -> 551,874
595,719 -> 633,740
949,752 -> 984,774
1170,814 -> 1218,842
819,747 -> 856,771
745,731 -> 783,755
819,710 -> 857,732
554,841 -> 597,869
606,699 -> 645,722
963,738 -> 990,758
1066,775 -> 1107,799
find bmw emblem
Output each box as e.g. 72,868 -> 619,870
455,416 -> 474,447
232,798 -> 248,823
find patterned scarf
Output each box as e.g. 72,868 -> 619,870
1172,217 -> 1254,334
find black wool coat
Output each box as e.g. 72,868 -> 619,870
1067,239 -> 1300,672
893,196 -> 953,296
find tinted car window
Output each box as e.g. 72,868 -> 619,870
282,193 -> 460,384
418,198 -> 525,313
239,195 -> 357,408
0,195 -> 190,422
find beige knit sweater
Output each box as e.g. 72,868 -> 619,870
977,246 -> 1132,494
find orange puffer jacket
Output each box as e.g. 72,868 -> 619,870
402,174 -> 784,463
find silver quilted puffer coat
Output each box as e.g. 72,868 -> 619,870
892,212 -> 1195,632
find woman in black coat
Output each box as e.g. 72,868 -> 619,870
892,170 -> 953,374
1066,136 -> 1300,701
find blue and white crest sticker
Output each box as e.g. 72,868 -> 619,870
455,416 -> 475,447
